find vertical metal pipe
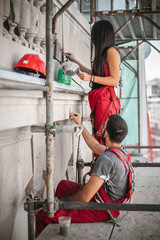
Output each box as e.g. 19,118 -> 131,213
111,0 -> 114,11
137,41 -> 140,150
126,0 -> 129,10
26,198 -> 36,240
90,0 -> 95,24
77,159 -> 83,184
80,0 -> 82,13
46,0 -> 54,218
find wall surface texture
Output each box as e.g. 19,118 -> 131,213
0,1 -> 91,239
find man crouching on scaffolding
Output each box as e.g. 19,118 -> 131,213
36,112 -> 134,237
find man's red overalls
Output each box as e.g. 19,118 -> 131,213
36,148 -> 134,237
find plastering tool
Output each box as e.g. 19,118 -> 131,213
62,60 -> 80,76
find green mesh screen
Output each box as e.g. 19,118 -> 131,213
118,60 -> 139,145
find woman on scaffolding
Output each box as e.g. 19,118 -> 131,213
66,20 -> 121,150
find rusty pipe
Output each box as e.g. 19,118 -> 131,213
78,161 -> 160,168
115,13 -> 160,36
27,198 -> 36,240
90,0 -> 95,24
125,145 -> 160,149
52,0 -> 76,34
121,40 -> 144,62
136,13 -> 160,31
95,10 -> 160,17
46,0 -> 54,218
77,158 -> 84,184
24,196 -> 36,240
132,162 -> 160,167
59,201 -> 160,212
115,14 -> 138,35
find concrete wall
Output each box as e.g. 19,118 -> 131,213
0,1 -> 91,239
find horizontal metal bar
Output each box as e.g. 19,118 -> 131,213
83,161 -> 160,168
95,10 -> 160,17
118,46 -> 134,49
125,146 -> 160,149
84,162 -> 92,167
31,126 -> 45,133
59,201 -> 160,212
116,38 -> 160,43
121,97 -> 138,99
0,82 -> 87,94
132,162 -> 160,167
0,82 -> 49,91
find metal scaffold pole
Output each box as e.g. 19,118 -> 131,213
46,0 -> 54,218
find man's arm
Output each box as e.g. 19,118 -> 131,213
61,174 -> 104,202
70,112 -> 106,156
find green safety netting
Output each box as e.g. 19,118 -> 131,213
118,59 -> 139,145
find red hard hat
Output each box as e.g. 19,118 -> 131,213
15,54 -> 46,77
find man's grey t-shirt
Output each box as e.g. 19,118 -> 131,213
92,146 -> 128,201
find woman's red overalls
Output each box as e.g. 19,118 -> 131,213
88,63 -> 121,146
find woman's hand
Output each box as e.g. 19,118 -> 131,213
78,72 -> 91,81
70,112 -> 82,125
65,53 -> 76,62
65,53 -> 92,75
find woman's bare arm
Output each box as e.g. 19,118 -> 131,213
65,53 -> 91,74
78,47 -> 120,87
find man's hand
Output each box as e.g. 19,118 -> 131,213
70,112 -> 82,125
70,113 -> 106,156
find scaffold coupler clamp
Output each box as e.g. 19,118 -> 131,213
31,123 -> 84,137
52,122 -> 84,137
54,197 -> 59,212
24,189 -> 45,215
77,158 -> 85,170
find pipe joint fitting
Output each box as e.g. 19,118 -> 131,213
31,123 -> 84,137
77,158 -> 85,169
54,197 -> 60,211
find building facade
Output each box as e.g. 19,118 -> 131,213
147,78 -> 160,162
0,1 -> 91,239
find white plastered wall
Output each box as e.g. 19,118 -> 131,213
0,1 -> 92,239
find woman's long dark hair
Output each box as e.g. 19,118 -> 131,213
91,20 -> 115,77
